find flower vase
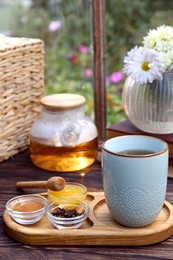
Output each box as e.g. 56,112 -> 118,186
122,71 -> 173,134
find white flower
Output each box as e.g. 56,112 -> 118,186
123,46 -> 165,84
143,25 -> 173,70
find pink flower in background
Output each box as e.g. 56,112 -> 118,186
85,68 -> 92,78
108,72 -> 124,84
49,20 -> 61,32
78,45 -> 89,53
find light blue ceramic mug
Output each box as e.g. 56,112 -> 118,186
102,135 -> 169,227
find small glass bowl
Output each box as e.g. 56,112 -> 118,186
48,182 -> 87,203
46,199 -> 90,230
5,194 -> 47,225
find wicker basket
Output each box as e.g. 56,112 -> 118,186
0,35 -> 44,162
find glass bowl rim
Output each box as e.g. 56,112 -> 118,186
46,199 -> 90,221
6,194 -> 47,215
48,182 -> 87,195
48,182 -> 87,201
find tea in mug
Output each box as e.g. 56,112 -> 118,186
117,149 -> 155,155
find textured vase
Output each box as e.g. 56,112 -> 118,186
122,71 -> 173,134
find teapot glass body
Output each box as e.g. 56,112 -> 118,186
29,94 -> 98,172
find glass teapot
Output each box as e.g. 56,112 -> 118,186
29,93 -> 98,172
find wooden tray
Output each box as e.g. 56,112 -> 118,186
3,192 -> 173,246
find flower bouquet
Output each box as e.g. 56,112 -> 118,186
123,25 -> 173,83
122,25 -> 173,134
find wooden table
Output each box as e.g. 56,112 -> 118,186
1,149 -> 173,260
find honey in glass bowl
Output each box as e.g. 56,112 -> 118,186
48,182 -> 87,203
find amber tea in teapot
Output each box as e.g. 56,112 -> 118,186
29,94 -> 98,172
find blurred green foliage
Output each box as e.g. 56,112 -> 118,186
3,0 -> 173,126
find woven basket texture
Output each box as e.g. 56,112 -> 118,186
0,35 -> 44,162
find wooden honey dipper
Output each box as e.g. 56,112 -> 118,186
16,176 -> 66,191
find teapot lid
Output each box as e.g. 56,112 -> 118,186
40,93 -> 86,111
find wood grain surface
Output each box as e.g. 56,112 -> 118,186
1,150 -> 173,259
